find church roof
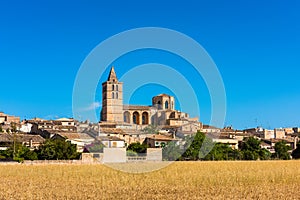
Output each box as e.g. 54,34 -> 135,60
123,105 -> 151,110
107,66 -> 118,82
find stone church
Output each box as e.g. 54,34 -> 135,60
100,66 -> 202,132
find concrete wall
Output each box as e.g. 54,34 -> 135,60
103,148 -> 126,163
146,148 -> 162,161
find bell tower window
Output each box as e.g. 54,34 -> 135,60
165,101 -> 169,109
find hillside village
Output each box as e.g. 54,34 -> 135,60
0,67 -> 299,162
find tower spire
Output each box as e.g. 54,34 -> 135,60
107,66 -> 118,82
102,66 -> 123,122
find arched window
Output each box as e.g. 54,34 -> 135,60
157,100 -> 162,109
124,111 -> 130,123
112,85 -> 115,91
112,92 -> 115,99
133,112 -> 140,125
142,112 -> 149,125
165,101 -> 169,109
169,112 -> 176,119
116,85 -> 118,91
116,92 -> 118,99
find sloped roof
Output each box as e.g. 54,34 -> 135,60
0,133 -> 45,143
107,66 -> 118,81
97,136 -> 125,142
203,125 -> 220,129
0,134 -> 11,142
100,128 -> 124,134
146,134 -> 176,141
17,134 -> 45,143
53,132 -> 92,140
123,105 -> 151,110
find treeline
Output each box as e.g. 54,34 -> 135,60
0,139 -> 80,162
163,131 -> 300,161
2,132 -> 300,162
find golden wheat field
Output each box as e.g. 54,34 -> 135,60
0,161 -> 300,200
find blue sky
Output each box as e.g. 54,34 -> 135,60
0,0 -> 299,129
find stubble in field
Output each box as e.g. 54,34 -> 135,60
0,161 -> 299,199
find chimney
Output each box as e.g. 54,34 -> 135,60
30,139 -> 33,148
294,136 -> 298,150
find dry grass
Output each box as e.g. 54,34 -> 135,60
0,161 -> 300,199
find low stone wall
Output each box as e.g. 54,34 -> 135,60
23,160 -> 84,165
0,161 -> 19,165
81,153 -> 104,163
127,156 -> 147,162
0,148 -> 162,165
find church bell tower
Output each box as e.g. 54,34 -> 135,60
101,66 -> 123,122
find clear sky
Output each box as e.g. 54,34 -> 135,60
0,0 -> 299,129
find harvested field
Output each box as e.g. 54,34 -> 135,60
0,161 -> 299,199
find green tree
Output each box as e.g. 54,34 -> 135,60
274,141 -> 291,160
182,132 -> 239,161
83,141 -> 105,153
126,150 -> 138,156
6,128 -> 10,133
239,137 -> 270,160
292,142 -> 300,159
162,141 -> 183,161
37,139 -> 80,160
259,148 -> 272,160
127,142 -> 148,154
204,143 -> 239,161
240,137 -> 261,152
182,131 -> 206,160
1,143 -> 38,162
199,135 -> 216,159
242,150 -> 259,160
0,125 -> 3,132
11,123 -> 17,133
